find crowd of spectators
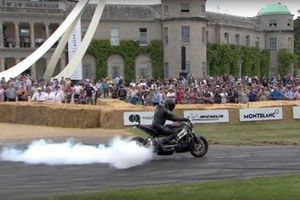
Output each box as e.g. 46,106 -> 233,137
0,73 -> 300,106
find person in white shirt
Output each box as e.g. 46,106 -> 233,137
48,85 -> 65,103
31,87 -> 48,102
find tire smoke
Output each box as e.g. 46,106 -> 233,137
0,137 -> 154,169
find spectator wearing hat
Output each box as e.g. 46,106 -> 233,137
31,87 -> 48,102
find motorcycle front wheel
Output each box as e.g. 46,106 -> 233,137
189,135 -> 208,157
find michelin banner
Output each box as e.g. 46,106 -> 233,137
184,110 -> 229,124
293,106 -> 300,119
240,107 -> 283,121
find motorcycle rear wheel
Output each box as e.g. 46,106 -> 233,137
131,137 -> 146,146
190,135 -> 208,157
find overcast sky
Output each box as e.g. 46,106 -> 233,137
105,0 -> 300,19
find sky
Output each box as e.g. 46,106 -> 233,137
104,0 -> 300,19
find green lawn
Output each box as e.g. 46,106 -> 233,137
129,121 -> 300,146
45,175 -> 300,200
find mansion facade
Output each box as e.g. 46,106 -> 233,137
0,0 -> 294,81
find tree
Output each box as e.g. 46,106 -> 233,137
294,17 -> 300,74
278,49 -> 297,77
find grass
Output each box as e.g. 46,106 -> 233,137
45,175 -> 300,200
129,121 -> 300,146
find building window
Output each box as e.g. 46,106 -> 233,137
270,19 -> 277,27
201,4 -> 205,13
83,64 -> 92,80
139,28 -> 147,45
224,32 -> 229,44
181,3 -> 190,12
181,26 -> 190,43
164,62 -> 169,79
288,37 -> 293,49
110,28 -> 120,46
255,37 -> 260,48
287,19 -> 292,27
235,34 -> 240,45
201,27 -> 206,44
246,35 -> 250,47
163,27 -> 168,45
202,62 -> 207,76
163,5 -> 169,16
186,61 -> 190,73
206,31 -> 209,43
111,66 -> 120,79
270,37 -> 277,52
139,68 -> 147,79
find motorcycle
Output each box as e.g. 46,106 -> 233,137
132,121 -> 208,157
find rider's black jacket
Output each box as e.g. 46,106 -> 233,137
152,105 -> 187,136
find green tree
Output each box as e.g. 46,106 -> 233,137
278,49 -> 297,77
294,17 -> 300,74
207,44 -> 270,78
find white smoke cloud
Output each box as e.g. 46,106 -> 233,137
0,137 -> 153,169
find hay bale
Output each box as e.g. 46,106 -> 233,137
47,104 -> 101,128
0,103 -> 16,123
100,108 -> 124,129
15,103 -> 49,126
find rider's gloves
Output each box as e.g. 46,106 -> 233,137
184,118 -> 190,122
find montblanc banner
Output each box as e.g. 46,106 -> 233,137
184,110 -> 229,124
124,112 -> 172,126
68,19 -> 82,80
293,106 -> 300,119
240,107 -> 283,121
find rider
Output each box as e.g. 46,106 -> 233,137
152,99 -> 190,147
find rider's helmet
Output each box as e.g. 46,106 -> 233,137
165,99 -> 176,111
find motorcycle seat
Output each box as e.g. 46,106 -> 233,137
136,125 -> 159,137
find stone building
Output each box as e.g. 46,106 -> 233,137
0,0 -> 294,81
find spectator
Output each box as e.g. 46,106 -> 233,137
151,89 -> 162,106
83,84 -> 95,105
5,84 -> 17,102
0,85 -> 5,102
31,87 -> 48,102
257,86 -> 270,101
117,85 -> 127,101
129,86 -> 139,105
237,87 -> 249,104
283,85 -> 294,100
49,85 -> 65,103
293,86 -> 300,100
269,87 -> 282,100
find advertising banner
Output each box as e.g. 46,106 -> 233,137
293,106 -> 300,119
68,19 -> 82,80
240,107 -> 283,121
184,110 -> 229,124
124,112 -> 172,126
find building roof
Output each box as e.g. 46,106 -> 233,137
258,2 -> 291,16
206,12 -> 259,29
83,4 -> 162,21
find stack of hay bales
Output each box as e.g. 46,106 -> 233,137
0,99 -> 299,129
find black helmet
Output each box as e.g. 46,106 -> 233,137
165,100 -> 176,111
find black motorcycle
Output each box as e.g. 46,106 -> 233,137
132,121 -> 208,157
